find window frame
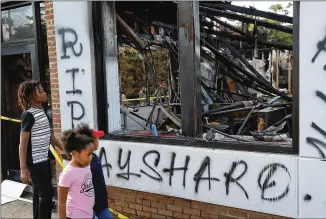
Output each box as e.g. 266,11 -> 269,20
93,1 -> 300,155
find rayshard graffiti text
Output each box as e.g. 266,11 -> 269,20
307,32 -> 326,158
58,27 -> 85,128
99,147 -> 291,202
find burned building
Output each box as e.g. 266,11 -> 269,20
1,1 -> 326,218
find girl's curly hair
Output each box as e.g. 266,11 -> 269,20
17,80 -> 41,111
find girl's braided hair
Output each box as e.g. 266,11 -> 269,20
17,80 -> 42,111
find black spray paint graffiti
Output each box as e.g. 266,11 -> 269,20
258,163 -> 291,202
58,27 -> 85,128
307,32 -> 326,158
163,152 -> 190,187
99,147 -> 292,202
66,68 -> 82,94
141,150 -> 162,181
58,28 -> 83,59
99,147 -> 112,177
67,101 -> 85,128
116,148 -> 141,180
193,156 -> 220,193
224,160 -> 249,199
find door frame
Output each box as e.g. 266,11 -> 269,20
1,44 -> 40,81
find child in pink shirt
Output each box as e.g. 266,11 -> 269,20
58,130 -> 95,219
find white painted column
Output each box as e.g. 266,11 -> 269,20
53,2 -> 98,130
101,2 -> 121,133
298,2 -> 326,218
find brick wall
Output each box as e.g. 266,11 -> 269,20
108,186 -> 291,219
44,1 -> 63,178
43,2 -> 293,218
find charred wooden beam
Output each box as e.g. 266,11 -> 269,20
202,39 -> 291,101
116,13 -> 146,51
178,1 -> 202,137
200,3 -> 293,24
200,6 -> 292,34
205,37 -> 291,100
201,16 -> 292,50
201,29 -> 292,50
201,16 -> 248,37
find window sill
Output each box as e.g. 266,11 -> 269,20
102,133 -> 293,154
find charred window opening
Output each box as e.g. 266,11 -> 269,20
97,1 -> 296,152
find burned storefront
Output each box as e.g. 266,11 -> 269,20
3,0 -> 326,218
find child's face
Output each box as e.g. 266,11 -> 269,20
34,85 -> 47,103
93,138 -> 99,150
72,143 -> 94,167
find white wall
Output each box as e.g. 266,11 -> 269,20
53,2 -> 98,131
97,140 -> 298,218
298,2 -> 326,218
299,2 -> 326,159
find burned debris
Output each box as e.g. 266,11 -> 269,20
113,1 -> 293,145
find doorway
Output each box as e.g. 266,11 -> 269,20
1,45 -> 37,180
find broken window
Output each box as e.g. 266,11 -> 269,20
96,1 -> 296,152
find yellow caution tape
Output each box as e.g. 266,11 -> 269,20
1,115 -> 129,219
1,116 -> 21,123
1,116 -> 64,168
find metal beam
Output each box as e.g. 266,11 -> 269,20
178,1 -> 202,138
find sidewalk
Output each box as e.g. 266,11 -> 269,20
1,200 -> 58,218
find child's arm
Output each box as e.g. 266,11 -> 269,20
19,131 -> 31,184
51,133 -> 64,151
58,186 -> 69,219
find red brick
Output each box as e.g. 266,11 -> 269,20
227,208 -> 248,218
48,47 -> 56,52
114,200 -> 128,207
143,206 -> 157,214
45,14 -> 54,20
109,205 -> 122,212
111,187 -> 129,195
167,204 -> 182,213
200,210 -> 220,219
123,207 -> 136,215
129,203 -> 142,211
151,201 -> 166,209
158,197 -> 174,204
174,199 -> 191,207
122,195 -> 135,202
190,216 -> 203,219
158,209 -> 173,217
152,213 -> 166,219
128,190 -> 137,197
174,212 -> 190,219
137,210 -> 151,218
143,193 -> 160,201
50,63 -> 57,68
183,207 -> 200,216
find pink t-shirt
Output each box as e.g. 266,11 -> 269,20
58,164 -> 95,219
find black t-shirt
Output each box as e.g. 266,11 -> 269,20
21,107 -> 51,166
90,153 -> 109,212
